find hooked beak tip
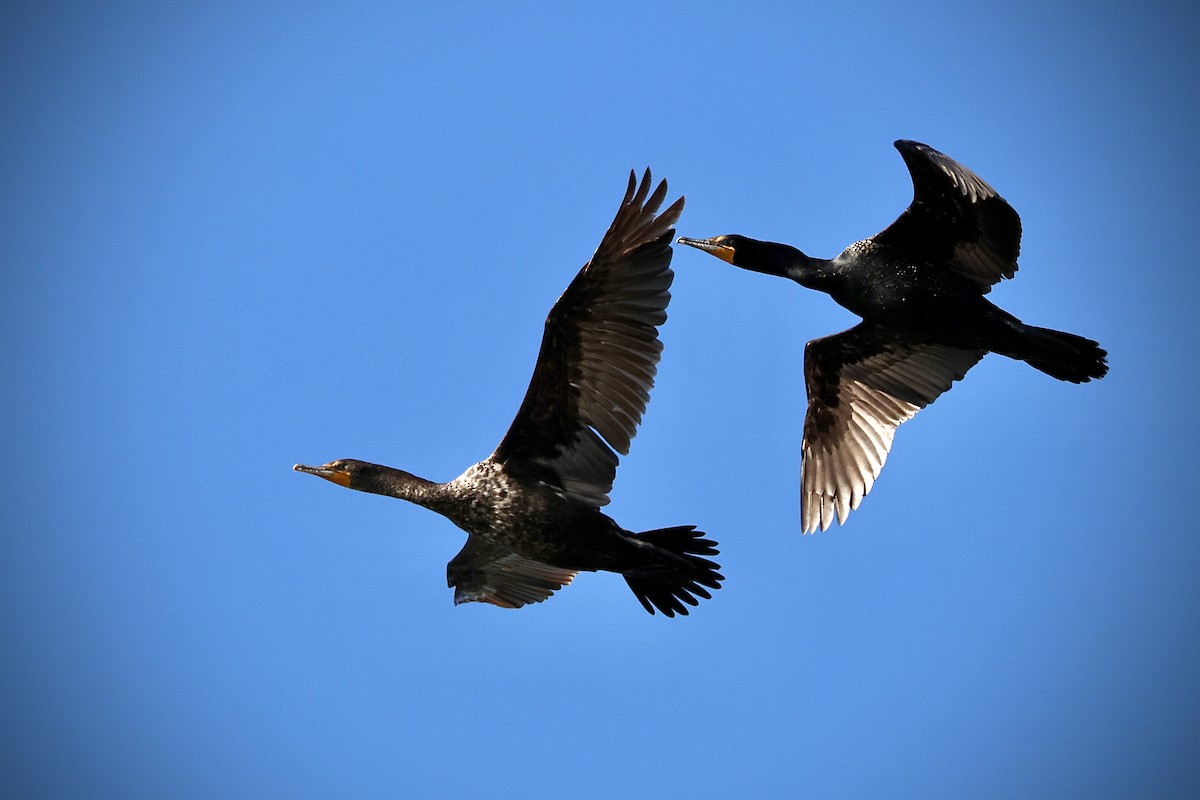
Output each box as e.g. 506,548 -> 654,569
677,236 -> 736,264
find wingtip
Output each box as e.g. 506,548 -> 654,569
623,169 -> 637,202
664,192 -> 685,217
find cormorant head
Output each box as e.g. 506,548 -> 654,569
677,234 -> 803,278
676,234 -> 745,265
294,459 -> 378,490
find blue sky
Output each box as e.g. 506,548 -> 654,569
3,1 -> 1198,797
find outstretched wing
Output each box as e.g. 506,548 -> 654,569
490,170 -> 684,506
447,535 -> 578,609
872,140 -> 1022,293
801,322 -> 984,533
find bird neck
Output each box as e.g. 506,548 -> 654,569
739,242 -> 836,292
358,465 -> 446,508
781,253 -> 838,292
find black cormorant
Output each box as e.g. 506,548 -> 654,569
296,170 -> 722,616
679,140 -> 1108,533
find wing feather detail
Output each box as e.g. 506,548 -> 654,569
491,170 -> 684,506
447,536 -> 578,608
801,323 -> 984,533
872,140 -> 1022,293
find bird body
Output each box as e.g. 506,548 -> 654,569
824,242 -> 977,325
297,171 -> 722,616
311,458 -> 671,574
680,140 -> 1107,533
419,460 -> 640,572
818,242 -> 1038,357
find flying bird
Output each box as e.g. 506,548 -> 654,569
679,140 -> 1108,533
296,170 -> 722,616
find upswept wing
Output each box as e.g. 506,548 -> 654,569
447,535 -> 578,608
872,140 -> 1022,293
801,322 -> 984,533
491,170 -> 684,506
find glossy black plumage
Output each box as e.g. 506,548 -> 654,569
680,140 -> 1108,533
296,171 -> 722,616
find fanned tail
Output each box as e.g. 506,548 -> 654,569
1015,325 -> 1108,383
623,526 -> 724,617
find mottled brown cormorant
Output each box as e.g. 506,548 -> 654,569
296,170 -> 721,615
679,140 -> 1108,533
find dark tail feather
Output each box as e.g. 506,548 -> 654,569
1016,325 -> 1108,383
623,526 -> 724,618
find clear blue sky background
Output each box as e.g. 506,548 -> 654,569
4,2 -> 1198,797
